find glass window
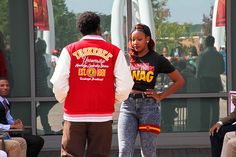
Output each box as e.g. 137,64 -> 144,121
30,0 -> 229,137
161,97 -> 228,133
0,0 -> 31,97
36,101 -> 63,135
34,34 -> 54,97
152,0 -> 227,93
34,0 -> 55,97
10,102 -> 32,133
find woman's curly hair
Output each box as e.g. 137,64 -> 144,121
76,11 -> 100,35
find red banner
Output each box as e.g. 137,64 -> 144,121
34,0 -> 49,30
216,0 -> 226,27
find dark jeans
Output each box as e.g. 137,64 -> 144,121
61,120 -> 113,157
200,98 -> 220,130
37,102 -> 55,134
210,124 -> 236,157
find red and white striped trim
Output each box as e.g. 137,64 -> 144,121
138,124 -> 161,134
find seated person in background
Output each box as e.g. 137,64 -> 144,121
220,131 -> 236,157
0,135 -> 27,157
0,150 -> 7,157
185,46 -> 198,67
0,77 -> 44,157
209,95 -> 236,157
170,45 -> 184,60
161,46 -> 171,61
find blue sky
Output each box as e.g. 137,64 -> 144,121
65,0 -> 215,24
167,0 -> 214,24
65,0 -> 114,14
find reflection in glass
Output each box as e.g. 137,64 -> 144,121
158,43 -> 226,94
196,36 -> 225,94
34,30 -> 53,97
1,0 -> 32,97
34,0 -> 78,82
161,98 -> 227,133
161,98 -> 187,132
219,45 -> 227,91
36,101 -> 63,135
0,0 -> 9,80
10,102 -> 32,133
153,0 -> 227,94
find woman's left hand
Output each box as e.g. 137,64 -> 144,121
145,89 -> 162,101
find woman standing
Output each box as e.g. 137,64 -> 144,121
118,24 -> 185,157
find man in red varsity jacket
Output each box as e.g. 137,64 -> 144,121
50,11 -> 134,157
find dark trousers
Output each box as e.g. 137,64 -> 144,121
210,124 -> 236,157
37,102 -> 55,134
61,120 -> 113,157
200,98 -> 219,130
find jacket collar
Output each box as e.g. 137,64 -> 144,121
80,35 -> 105,41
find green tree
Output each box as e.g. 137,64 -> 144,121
152,0 -> 170,30
0,0 -> 10,42
202,5 -> 213,36
74,12 -> 112,40
52,0 -> 77,50
52,1 -> 112,50
156,22 -> 192,53
152,0 -> 192,54
99,14 -> 111,33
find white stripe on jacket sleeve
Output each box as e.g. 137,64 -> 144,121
50,48 -> 70,103
114,51 -> 134,104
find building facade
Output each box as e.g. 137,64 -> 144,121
0,0 -> 235,150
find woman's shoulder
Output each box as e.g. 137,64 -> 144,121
149,50 -> 162,57
150,50 -> 169,61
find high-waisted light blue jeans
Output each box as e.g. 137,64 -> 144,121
118,96 -> 160,157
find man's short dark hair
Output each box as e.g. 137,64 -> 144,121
205,35 -> 215,47
76,11 -> 100,36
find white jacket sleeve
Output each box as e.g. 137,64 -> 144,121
50,48 -> 70,103
114,51 -> 134,104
